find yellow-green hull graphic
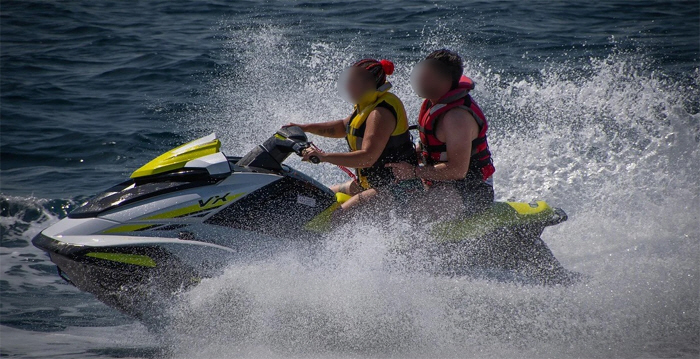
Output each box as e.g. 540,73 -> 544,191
102,192 -> 243,234
433,201 -> 557,242
85,252 -> 156,268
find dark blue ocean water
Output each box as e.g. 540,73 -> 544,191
1,1 -> 699,358
2,0 -> 697,198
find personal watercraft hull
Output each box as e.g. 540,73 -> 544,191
33,201 -> 572,319
33,128 -> 577,320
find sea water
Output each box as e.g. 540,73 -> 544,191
1,1 -> 698,358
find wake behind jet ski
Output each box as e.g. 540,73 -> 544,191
33,126 -> 575,321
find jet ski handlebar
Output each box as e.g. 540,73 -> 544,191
307,154 -> 321,164
290,141 -> 320,163
236,126 -> 318,170
291,140 -> 321,164
274,126 -> 320,163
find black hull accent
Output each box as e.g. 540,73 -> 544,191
387,221 -> 578,285
32,234 -> 200,321
206,176 -> 335,235
430,226 -> 577,285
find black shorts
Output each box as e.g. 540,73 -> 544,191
360,166 -> 397,189
454,178 -> 495,216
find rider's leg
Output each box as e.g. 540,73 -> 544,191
330,179 -> 362,196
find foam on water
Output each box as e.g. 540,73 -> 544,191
1,197 -> 71,293
0,323 -> 155,359
159,27 -> 700,358
0,196 -> 138,341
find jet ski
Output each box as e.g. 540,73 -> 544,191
33,126 -> 575,321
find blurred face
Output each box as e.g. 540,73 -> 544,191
411,60 -> 452,99
338,66 -> 376,104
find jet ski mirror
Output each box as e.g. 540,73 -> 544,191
236,126 -> 311,171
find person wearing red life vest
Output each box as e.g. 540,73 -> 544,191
386,49 -> 495,216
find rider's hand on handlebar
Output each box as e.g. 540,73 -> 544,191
301,148 -> 324,163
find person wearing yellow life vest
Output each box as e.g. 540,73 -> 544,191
288,58 -> 417,210
386,49 -> 495,217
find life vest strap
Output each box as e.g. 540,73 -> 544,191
348,127 -> 363,137
472,148 -> 492,161
438,89 -> 469,105
472,135 -> 487,146
417,125 -> 433,135
457,104 -> 485,128
423,143 -> 447,153
377,82 -> 392,93
429,103 -> 448,115
471,157 -> 493,168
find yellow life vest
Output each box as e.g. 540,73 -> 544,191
345,83 -> 415,189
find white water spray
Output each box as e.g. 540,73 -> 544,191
164,26 -> 699,359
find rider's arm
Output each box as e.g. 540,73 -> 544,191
320,107 -> 395,168
289,116 -> 349,138
415,108 -> 479,181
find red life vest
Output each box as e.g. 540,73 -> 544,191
418,76 -> 495,182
